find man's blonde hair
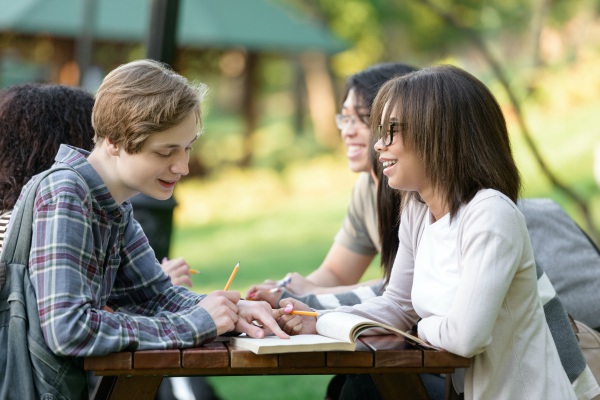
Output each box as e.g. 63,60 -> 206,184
92,59 -> 207,153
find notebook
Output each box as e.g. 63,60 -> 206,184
230,311 -> 436,355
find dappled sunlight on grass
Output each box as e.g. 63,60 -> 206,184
171,153 -> 373,292
532,50 -> 600,115
174,166 -> 287,225
169,148 -> 394,293
252,120 -> 297,158
283,152 -> 356,198
174,153 -> 356,227
171,180 -> 369,292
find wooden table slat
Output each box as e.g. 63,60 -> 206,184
85,335 -> 470,400
361,336 -> 423,368
84,351 -> 133,371
182,341 -> 229,369
228,343 -> 278,368
327,340 -> 374,367
423,349 -> 470,368
278,351 -> 326,368
134,349 -> 181,369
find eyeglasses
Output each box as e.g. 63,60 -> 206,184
335,113 -> 369,130
377,122 -> 400,146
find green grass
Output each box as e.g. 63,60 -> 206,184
172,204 -> 348,292
170,154 -> 384,293
206,375 -> 335,400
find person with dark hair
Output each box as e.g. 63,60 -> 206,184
277,65 -> 600,399
0,83 -> 96,250
0,83 -> 96,207
246,63 -> 416,309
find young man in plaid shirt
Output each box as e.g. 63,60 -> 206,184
15,59 -> 287,395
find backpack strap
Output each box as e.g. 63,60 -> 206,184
0,167 -> 82,286
0,165 -> 89,399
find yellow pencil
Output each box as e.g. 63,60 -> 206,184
223,262 -> 240,290
290,310 -> 318,317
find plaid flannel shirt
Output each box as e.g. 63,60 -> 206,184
18,145 -> 216,357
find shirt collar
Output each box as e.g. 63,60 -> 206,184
54,144 -> 131,216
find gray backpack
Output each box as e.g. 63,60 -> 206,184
0,167 -> 87,400
518,198 -> 600,330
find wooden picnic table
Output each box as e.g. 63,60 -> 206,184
85,335 -> 470,400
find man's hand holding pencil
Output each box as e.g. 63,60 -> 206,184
200,261 -> 316,339
213,262 -> 289,339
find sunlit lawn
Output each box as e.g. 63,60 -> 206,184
167,65 -> 600,400
171,154 -> 384,293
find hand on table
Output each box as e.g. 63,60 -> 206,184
197,290 -> 240,336
236,300 -> 290,339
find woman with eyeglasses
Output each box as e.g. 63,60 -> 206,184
246,63 -> 417,310
275,65 -> 598,399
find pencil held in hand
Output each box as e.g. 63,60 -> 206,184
290,310 -> 318,317
273,307 -> 318,317
223,262 -> 240,290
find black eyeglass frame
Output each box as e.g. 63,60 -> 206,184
377,121 -> 399,146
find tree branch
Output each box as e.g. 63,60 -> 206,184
414,0 -> 598,243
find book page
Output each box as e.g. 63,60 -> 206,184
230,334 -> 355,354
316,312 -> 437,350
316,312 -> 378,342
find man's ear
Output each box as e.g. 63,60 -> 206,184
105,138 -> 121,157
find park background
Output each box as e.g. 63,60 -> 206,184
1,0 -> 600,398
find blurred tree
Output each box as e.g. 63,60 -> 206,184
284,0 -> 384,75
410,0 -> 598,242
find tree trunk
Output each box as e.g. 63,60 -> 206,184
300,52 -> 339,148
239,51 -> 259,168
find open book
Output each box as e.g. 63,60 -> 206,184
230,311 -> 437,355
